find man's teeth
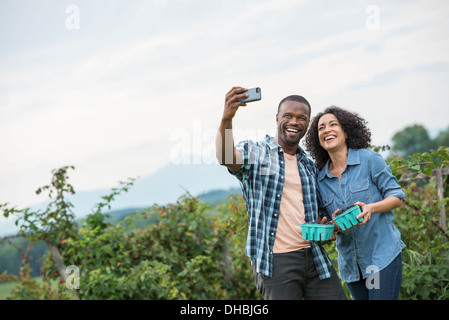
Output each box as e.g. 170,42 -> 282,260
287,129 -> 299,133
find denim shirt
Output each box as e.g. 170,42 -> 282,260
317,148 -> 406,283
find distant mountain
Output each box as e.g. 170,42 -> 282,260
198,187 -> 241,206
106,186 -> 242,224
0,162 -> 241,237
84,162 -> 240,214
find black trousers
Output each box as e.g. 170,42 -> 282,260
251,248 -> 347,300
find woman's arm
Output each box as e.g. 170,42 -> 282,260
355,196 -> 404,225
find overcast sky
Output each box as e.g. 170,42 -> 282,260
1,0 -> 449,220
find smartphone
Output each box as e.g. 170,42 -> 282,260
238,87 -> 261,103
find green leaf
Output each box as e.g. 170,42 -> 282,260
432,155 -> 443,168
420,152 -> 432,162
421,166 -> 433,176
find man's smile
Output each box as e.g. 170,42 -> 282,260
285,127 -> 301,134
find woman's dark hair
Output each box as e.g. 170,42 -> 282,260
305,106 -> 371,170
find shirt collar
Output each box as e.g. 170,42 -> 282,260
318,148 -> 360,181
266,135 -> 280,150
266,135 -> 306,158
347,148 -> 360,165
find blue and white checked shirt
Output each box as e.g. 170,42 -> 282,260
229,135 -> 333,279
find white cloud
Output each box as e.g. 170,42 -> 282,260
1,0 -> 449,211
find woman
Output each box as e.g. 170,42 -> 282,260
305,106 -> 405,300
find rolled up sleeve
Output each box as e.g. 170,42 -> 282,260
371,152 -> 405,200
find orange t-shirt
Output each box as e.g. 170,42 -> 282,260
273,153 -> 310,253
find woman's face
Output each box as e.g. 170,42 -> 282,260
317,113 -> 348,152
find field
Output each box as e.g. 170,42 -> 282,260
0,277 -> 60,300
0,281 -> 17,299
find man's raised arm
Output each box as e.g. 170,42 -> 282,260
215,86 -> 248,172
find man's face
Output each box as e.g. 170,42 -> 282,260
276,100 -> 310,147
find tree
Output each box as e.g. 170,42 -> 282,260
434,125 -> 449,149
392,124 -> 437,157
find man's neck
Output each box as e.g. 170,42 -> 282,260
275,136 -> 298,156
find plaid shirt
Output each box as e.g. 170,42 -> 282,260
229,135 -> 333,279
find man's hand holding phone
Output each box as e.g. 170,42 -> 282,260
223,86 -> 261,120
218,86 -> 261,172
223,86 -> 248,121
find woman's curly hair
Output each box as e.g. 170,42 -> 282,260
305,106 -> 372,170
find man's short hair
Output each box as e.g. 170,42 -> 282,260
278,95 -> 311,115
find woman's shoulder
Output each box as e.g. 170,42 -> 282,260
354,148 -> 375,155
353,148 -> 382,160
354,148 -> 389,173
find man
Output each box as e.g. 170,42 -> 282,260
215,86 -> 346,300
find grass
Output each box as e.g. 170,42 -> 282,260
0,280 -> 19,300
0,277 -> 61,300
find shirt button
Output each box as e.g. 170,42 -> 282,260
277,194 -> 280,197
281,176 -> 284,179
274,213 -> 277,217
271,232 -> 274,236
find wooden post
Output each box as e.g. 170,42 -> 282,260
46,241 -> 80,300
435,169 -> 447,234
